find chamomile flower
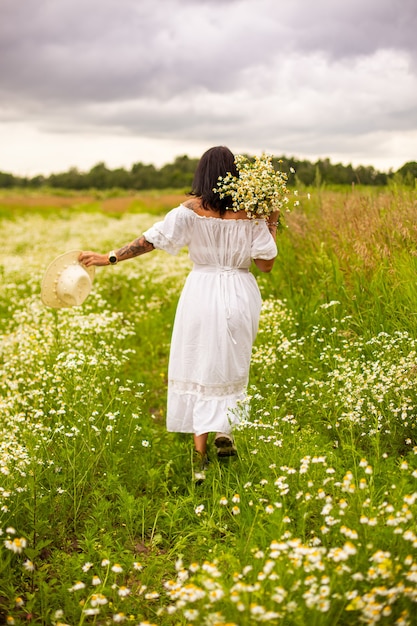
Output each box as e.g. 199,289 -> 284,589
118,586 -> 130,597
4,537 -> 27,553
214,153 -> 293,220
111,563 -> 123,573
68,581 -> 86,592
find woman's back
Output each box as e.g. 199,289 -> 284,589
187,209 -> 272,270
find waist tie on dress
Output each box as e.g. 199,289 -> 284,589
192,264 -> 249,345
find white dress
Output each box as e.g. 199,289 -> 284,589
143,204 -> 277,436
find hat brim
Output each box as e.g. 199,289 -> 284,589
41,250 -> 96,309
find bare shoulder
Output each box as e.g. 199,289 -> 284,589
183,197 -> 214,217
223,208 -> 249,220
183,198 -> 201,211
182,199 -> 249,221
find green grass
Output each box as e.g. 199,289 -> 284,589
1,186 -> 417,624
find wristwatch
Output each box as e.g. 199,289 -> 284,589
108,250 -> 118,265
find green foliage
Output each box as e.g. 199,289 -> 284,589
395,161 -> 417,187
1,153 -> 412,191
1,188 -> 417,624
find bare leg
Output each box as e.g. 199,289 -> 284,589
193,433 -> 209,456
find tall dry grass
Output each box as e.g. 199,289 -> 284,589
272,187 -> 417,335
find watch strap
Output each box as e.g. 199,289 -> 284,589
108,250 -> 118,264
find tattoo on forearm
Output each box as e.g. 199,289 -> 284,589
117,237 -> 154,259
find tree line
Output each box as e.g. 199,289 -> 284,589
0,155 -> 416,190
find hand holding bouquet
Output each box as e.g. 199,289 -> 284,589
213,153 -> 293,223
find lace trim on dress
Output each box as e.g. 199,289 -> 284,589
169,377 -> 247,397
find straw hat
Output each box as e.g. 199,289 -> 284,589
41,250 -> 95,308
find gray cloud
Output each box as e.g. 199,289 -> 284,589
1,0 -> 415,103
0,0 -> 416,172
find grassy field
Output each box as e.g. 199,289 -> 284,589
1,185 -> 417,625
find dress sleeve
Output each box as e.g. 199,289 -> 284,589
251,221 -> 278,260
143,205 -> 195,255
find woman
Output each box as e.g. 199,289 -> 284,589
79,146 -> 278,480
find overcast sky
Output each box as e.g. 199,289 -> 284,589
1,0 -> 416,176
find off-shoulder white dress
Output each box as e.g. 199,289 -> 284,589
143,204 -> 277,436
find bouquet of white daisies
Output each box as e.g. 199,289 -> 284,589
213,153 -> 294,221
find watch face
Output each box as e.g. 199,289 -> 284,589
109,254 -> 117,264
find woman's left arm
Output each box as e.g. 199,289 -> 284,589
79,236 -> 154,267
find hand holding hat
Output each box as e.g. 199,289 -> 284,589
41,250 -> 95,309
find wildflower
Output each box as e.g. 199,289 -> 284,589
344,541 -> 357,555
272,586 -> 287,603
142,440 -> 150,447
177,568 -> 189,582
82,562 -> 93,572
101,558 -> 110,567
340,526 -> 358,539
23,559 -> 35,571
92,575 -> 101,585
265,504 -> 275,514
202,561 -> 221,577
209,588 -> 225,602
91,594 -> 108,606
111,563 -> 123,573
133,561 -> 143,571
144,591 -> 160,600
195,504 -> 205,516
232,494 -> 240,503
404,493 -> 417,505
214,153 -> 292,220
250,603 -> 268,616
118,586 -> 130,597
184,609 -> 199,621
113,613 -> 126,622
83,608 -> 100,616
232,506 -> 240,515
219,496 -> 228,506
68,581 -> 86,592
4,537 -> 27,553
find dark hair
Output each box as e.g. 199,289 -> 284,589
190,146 -> 238,214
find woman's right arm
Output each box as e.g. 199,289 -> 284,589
253,255 -> 276,273
253,213 -> 278,273
79,236 -> 154,267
